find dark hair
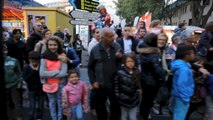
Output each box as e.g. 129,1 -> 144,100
28,51 -> 41,60
122,54 -> 140,84
12,29 -> 22,35
143,33 -> 158,47
176,45 -> 195,59
74,34 -> 80,40
205,21 -> 213,32
68,70 -> 80,77
46,36 -> 64,54
178,23 -> 186,28
150,20 -> 161,28
42,29 -> 51,38
92,28 -> 99,34
138,27 -> 147,33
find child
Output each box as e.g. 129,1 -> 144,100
39,36 -> 68,120
62,70 -> 89,120
171,45 -> 196,120
3,44 -> 23,120
23,51 -> 43,120
113,54 -> 141,120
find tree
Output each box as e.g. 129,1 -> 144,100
191,0 -> 213,27
114,0 -> 165,23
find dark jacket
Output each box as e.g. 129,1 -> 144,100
117,37 -> 139,54
65,47 -> 80,69
26,32 -> 42,53
54,32 -> 64,40
6,38 -> 27,70
196,31 -> 213,60
113,67 -> 140,108
137,44 -> 167,86
88,42 -> 121,88
23,64 -> 42,91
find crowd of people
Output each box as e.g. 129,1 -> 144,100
2,19 -> 213,120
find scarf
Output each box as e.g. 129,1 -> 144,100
42,50 -> 58,61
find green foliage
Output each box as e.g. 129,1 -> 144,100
114,0 -> 165,22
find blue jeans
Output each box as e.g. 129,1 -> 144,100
121,106 -> 137,120
47,84 -> 64,120
171,97 -> 190,120
70,103 -> 83,120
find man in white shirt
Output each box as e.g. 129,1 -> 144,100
88,28 -> 100,55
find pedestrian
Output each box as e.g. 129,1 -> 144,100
88,27 -> 122,120
137,33 -> 168,120
88,28 -> 100,55
117,24 -> 139,54
73,34 -> 84,65
34,29 -> 52,54
113,53 -> 141,120
23,51 -> 44,120
64,28 -> 72,47
62,70 -> 89,120
39,36 -> 68,120
3,44 -> 23,120
170,45 -> 196,120
54,26 -> 64,40
26,22 -> 43,54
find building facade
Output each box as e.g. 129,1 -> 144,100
163,0 -> 213,26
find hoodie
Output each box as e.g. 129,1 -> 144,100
171,59 -> 194,103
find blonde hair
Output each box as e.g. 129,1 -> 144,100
158,33 -> 168,42
150,20 -> 161,28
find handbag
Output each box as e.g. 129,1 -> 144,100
43,83 -> 59,93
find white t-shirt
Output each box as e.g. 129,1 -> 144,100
123,38 -> 132,54
88,38 -> 99,55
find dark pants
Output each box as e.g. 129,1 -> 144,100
185,102 -> 204,120
94,87 -> 120,120
6,86 -> 22,120
28,90 -> 44,119
76,50 -> 82,63
140,85 -> 159,120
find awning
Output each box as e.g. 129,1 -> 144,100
3,6 -> 23,20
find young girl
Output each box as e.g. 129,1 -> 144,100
39,36 -> 68,120
62,70 -> 89,120
113,54 -> 141,120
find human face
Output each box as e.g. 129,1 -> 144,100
35,23 -> 42,32
123,27 -> 132,38
29,59 -> 39,68
3,49 -> 8,58
138,21 -> 145,28
186,50 -> 195,62
125,57 -> 135,70
47,40 -> 58,53
157,36 -> 167,48
45,31 -> 52,40
139,29 -> 146,38
14,31 -> 21,40
57,27 -> 61,32
68,73 -> 79,84
102,30 -> 114,47
94,29 -> 100,41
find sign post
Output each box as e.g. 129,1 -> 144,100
69,10 -> 99,20
69,0 -> 99,12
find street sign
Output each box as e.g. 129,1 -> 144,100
69,20 -> 93,25
70,10 -> 99,20
69,0 -> 99,12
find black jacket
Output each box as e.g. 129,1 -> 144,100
54,32 -> 64,40
23,65 -> 42,91
26,32 -> 42,53
113,67 -> 140,108
88,42 -> 121,88
6,38 -> 27,70
137,44 -> 167,86
117,37 -> 139,54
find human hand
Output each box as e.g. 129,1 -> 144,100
93,82 -> 99,89
58,54 -> 68,63
199,68 -> 210,78
209,48 -> 213,52
115,49 -> 123,58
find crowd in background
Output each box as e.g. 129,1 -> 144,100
2,19 -> 213,120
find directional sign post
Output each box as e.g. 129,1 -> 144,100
69,10 -> 99,20
69,0 -> 99,12
70,20 -> 93,25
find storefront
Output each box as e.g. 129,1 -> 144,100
22,7 -> 73,39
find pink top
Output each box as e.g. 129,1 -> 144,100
62,80 -> 88,116
45,59 -> 61,84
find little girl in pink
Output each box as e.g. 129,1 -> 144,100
62,70 -> 89,120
